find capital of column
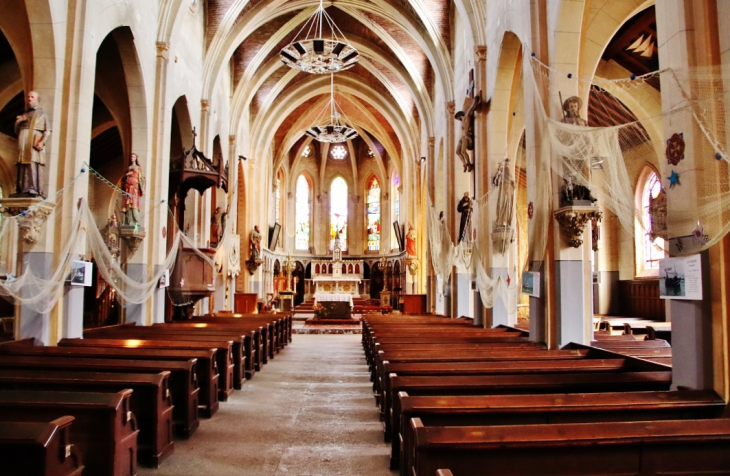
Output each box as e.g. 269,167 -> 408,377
474,45 -> 487,62
428,137 -> 435,147
446,101 -> 455,116
201,99 -> 210,112
156,42 -> 170,60
229,135 -> 236,145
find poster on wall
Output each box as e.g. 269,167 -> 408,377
659,254 -> 702,300
69,261 -> 92,286
521,271 -> 540,298
159,270 -> 170,288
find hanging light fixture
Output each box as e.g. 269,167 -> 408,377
280,0 -> 359,74
306,74 -> 358,143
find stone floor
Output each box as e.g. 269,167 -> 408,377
140,334 -> 396,476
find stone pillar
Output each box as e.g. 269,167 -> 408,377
656,0 -> 720,390
473,45 -> 489,327
18,252 -> 53,344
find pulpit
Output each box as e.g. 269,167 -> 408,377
168,246 -> 216,319
167,127 -> 228,320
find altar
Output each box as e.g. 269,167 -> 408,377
312,277 -> 360,297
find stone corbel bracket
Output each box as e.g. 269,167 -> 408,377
245,258 -> 263,275
119,226 -> 146,256
554,206 -> 603,248
405,258 -> 419,276
0,198 -> 56,244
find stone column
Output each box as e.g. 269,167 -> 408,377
656,0 -> 720,390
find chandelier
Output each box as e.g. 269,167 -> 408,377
305,75 -> 358,143
280,0 -> 359,74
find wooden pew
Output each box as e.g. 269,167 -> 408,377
60,336 -> 230,408
373,348 -> 591,396
0,369 -> 174,467
378,357 -> 658,417
386,371 -> 673,445
410,418 -> 730,476
156,321 -> 266,376
193,316 -> 283,363
397,389 -> 725,474
0,340 -> 220,418
367,335 -> 540,368
0,390 -> 138,476
202,313 -> 291,355
0,416 -> 84,476
82,326 -> 248,390
0,354 -> 199,438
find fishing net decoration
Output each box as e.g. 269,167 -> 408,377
0,166 -> 230,315
526,54 -> 730,260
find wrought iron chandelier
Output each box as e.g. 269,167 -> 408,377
306,74 -> 358,143
280,0 -> 359,74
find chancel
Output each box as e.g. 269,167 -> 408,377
1,1 -> 730,475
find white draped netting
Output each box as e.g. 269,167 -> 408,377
426,54 -> 730,311
0,167 -> 232,314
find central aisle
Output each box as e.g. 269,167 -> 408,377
139,334 -> 396,476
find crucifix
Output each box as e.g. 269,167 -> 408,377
455,69 -> 481,173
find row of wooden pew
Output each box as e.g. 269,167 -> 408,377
0,312 -> 291,476
361,314 -> 729,476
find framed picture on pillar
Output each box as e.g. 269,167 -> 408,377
69,261 -> 93,287
393,221 -> 404,252
521,271 -> 540,298
268,223 -> 281,250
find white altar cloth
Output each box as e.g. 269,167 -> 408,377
314,293 -> 354,306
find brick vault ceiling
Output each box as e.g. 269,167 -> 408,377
206,0 -> 452,165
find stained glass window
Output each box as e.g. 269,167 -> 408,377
331,144 -> 347,160
301,145 -> 311,157
366,177 -> 381,251
391,173 -> 400,249
295,175 -> 310,251
330,177 -> 348,251
275,170 -> 282,225
641,171 -> 665,270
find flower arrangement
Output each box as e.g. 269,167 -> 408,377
313,302 -> 327,319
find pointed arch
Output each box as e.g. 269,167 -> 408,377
330,176 -> 349,251
295,173 -> 312,251
365,174 -> 382,252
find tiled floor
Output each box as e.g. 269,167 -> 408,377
139,334 -> 396,476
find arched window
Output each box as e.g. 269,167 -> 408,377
330,177 -> 348,251
295,175 -> 310,251
391,173 -> 400,250
275,169 -> 283,225
636,168 -> 666,275
366,176 -> 381,251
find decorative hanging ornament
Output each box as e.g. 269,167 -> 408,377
666,133 -> 685,166
527,201 -> 534,219
692,222 -> 709,246
667,170 -> 680,188
280,0 -> 359,74
506,275 -> 511,286
305,74 -> 358,142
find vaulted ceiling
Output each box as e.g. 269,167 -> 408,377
203,0 -> 453,177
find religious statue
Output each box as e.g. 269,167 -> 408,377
494,158 -> 515,227
121,153 -> 145,226
559,95 -> 595,206
250,225 -> 262,261
14,91 -> 51,198
405,224 -> 417,257
455,95 -> 481,173
457,192 -> 472,245
211,206 -> 224,246
561,95 -> 587,126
